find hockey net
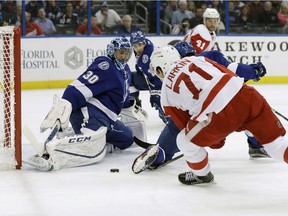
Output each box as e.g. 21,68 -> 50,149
0,26 -> 21,169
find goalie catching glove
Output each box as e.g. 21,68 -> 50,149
40,94 -> 72,133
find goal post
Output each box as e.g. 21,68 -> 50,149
0,26 -> 21,169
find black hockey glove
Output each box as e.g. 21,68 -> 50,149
249,62 -> 266,82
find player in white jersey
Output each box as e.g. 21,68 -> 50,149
183,8 -> 218,54
149,46 -> 288,185
184,8 -> 269,157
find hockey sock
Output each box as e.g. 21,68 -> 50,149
247,136 -> 263,149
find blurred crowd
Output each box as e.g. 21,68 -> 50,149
161,0 -> 288,34
0,0 -> 288,36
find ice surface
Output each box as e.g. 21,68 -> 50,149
1,85 -> 288,216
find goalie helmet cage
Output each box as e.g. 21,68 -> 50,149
0,26 -> 21,169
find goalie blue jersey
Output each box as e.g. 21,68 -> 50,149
134,38 -> 162,90
62,56 -> 131,123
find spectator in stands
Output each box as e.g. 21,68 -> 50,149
2,0 -> 16,14
277,2 -> 288,25
162,0 -> 177,33
45,0 -> 62,25
95,1 -> 122,33
171,0 -> 194,28
171,17 -> 190,34
271,0 -> 282,12
258,1 -> 279,26
236,5 -> 255,28
25,0 -> 44,21
247,0 -> 264,23
74,1 -> 87,23
0,2 -> 11,25
111,15 -> 141,35
225,1 -> 238,25
209,0 -> 224,15
58,1 -> 79,34
232,0 -> 245,16
221,1 -> 238,25
164,0 -> 177,24
34,8 -> 56,35
189,7 -> 203,29
91,0 -> 100,15
22,11 -> 44,36
187,1 -> 196,14
10,5 -> 22,26
76,15 -> 102,35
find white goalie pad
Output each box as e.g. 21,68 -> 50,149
125,120 -> 147,142
119,101 -> 148,125
40,94 -> 72,132
45,126 -> 107,170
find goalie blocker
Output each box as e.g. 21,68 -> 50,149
25,127 -> 107,171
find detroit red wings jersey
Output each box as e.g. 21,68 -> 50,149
161,56 -> 244,129
183,24 -> 216,54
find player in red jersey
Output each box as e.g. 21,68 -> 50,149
150,46 -> 287,185
183,8 -> 219,54
184,8 -> 269,157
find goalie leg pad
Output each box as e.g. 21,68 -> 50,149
24,154 -> 53,171
119,100 -> 148,124
46,127 -> 107,170
125,120 -> 147,142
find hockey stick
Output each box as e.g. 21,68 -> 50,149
149,154 -> 184,170
23,120 -> 61,156
134,136 -> 154,148
272,108 -> 288,122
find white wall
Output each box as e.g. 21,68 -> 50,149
21,36 -> 288,83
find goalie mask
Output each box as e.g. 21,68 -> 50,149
150,45 -> 180,81
107,36 -> 132,70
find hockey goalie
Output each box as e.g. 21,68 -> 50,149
24,36 -> 147,171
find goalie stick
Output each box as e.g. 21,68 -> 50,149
23,120 -> 61,156
133,136 -> 184,169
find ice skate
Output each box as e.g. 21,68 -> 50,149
178,171 -> 214,185
248,142 -> 270,158
132,144 -> 159,174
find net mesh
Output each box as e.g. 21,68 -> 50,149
0,26 -> 16,169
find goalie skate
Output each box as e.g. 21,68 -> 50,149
178,171 -> 214,185
24,154 -> 53,171
132,144 -> 159,174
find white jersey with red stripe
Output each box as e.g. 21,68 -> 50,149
183,24 -> 216,54
161,56 -> 244,125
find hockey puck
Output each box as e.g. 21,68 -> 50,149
110,168 -> 119,173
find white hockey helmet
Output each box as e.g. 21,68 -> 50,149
203,8 -> 220,25
150,45 -> 180,80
